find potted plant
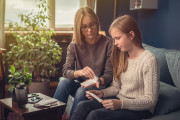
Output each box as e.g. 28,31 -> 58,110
8,65 -> 32,107
5,0 -> 62,95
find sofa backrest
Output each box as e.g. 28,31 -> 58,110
142,43 -> 174,86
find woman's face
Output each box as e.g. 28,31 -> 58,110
81,15 -> 98,40
110,27 -> 134,52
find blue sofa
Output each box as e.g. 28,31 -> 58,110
65,43 -> 180,120
142,44 -> 180,120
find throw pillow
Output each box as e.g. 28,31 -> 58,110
165,51 -> 180,89
154,82 -> 180,115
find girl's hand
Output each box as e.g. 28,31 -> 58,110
102,99 -> 122,110
86,90 -> 104,100
75,66 -> 95,79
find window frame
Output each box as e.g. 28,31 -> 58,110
5,0 -> 97,32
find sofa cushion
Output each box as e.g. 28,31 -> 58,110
165,52 -> 180,89
142,44 -> 174,85
154,82 -> 180,115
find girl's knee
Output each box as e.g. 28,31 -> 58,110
86,110 -> 100,120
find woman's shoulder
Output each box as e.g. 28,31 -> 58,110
67,42 -> 77,50
101,35 -> 113,42
99,35 -> 113,47
69,42 -> 75,46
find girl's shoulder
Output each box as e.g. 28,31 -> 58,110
142,50 -> 159,65
145,50 -> 157,60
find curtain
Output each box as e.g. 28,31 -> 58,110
80,0 -> 96,12
87,0 -> 96,12
48,0 -> 55,29
0,0 -> 6,48
80,0 -> 87,7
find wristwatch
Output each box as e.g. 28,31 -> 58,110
98,78 -> 102,85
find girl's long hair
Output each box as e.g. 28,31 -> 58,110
109,15 -> 143,81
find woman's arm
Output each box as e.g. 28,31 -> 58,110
62,42 -> 76,80
99,38 -> 113,86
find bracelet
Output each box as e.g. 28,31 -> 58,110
98,78 -> 102,85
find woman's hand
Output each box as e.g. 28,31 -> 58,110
95,78 -> 104,88
102,99 -> 122,110
74,66 -> 95,79
86,90 -> 104,100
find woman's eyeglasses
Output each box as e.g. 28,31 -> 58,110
81,22 -> 97,32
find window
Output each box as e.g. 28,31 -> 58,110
5,0 -> 96,30
55,0 -> 80,29
5,0 -> 46,27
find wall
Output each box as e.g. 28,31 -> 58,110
96,0 -> 114,36
138,0 -> 180,49
97,0 -> 180,49
97,0 -> 138,36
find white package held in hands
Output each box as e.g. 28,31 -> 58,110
86,91 -> 102,103
81,76 -> 98,87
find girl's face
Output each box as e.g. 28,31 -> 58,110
110,27 -> 134,52
81,15 -> 98,40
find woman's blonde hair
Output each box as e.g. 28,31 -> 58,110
73,6 -> 100,47
109,15 -> 143,81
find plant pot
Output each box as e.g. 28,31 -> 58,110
15,87 -> 28,108
28,79 -> 50,96
11,88 -> 16,102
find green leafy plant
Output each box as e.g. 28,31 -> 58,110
8,65 -> 32,92
6,0 -> 62,82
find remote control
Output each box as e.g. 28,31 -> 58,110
28,93 -> 39,98
86,91 -> 102,103
28,96 -> 43,104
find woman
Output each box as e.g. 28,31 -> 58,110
53,7 -> 113,119
71,15 -> 160,120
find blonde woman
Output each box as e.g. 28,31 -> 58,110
53,7 -> 113,119
71,15 -> 160,120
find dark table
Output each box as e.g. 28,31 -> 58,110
0,93 -> 66,120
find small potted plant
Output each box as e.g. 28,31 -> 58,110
8,65 -> 32,107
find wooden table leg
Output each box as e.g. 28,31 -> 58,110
20,116 -> 25,120
0,104 -> 4,120
57,106 -> 66,120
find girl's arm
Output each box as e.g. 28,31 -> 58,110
121,56 -> 160,111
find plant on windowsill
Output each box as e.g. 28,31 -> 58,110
5,0 -> 62,95
8,65 -> 32,103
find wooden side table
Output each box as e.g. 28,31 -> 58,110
0,93 -> 66,120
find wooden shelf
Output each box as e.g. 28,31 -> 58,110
130,0 -> 158,10
55,31 -> 106,36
